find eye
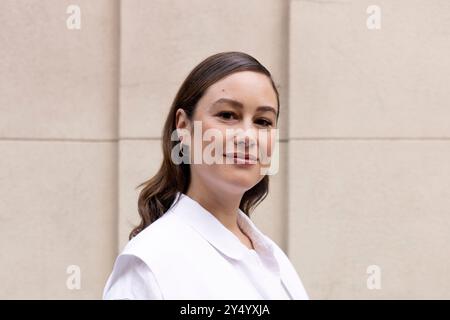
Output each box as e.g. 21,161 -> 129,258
217,111 -> 238,120
256,118 -> 273,127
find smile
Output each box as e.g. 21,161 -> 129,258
223,153 -> 258,165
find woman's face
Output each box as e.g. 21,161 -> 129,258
177,71 -> 278,196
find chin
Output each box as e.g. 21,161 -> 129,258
221,178 -> 258,194
213,167 -> 260,191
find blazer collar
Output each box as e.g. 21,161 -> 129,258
169,192 -> 280,275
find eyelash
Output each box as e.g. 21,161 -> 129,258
217,112 -> 273,127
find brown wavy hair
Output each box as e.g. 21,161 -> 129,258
130,51 -> 280,239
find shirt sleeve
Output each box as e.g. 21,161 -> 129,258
103,254 -> 163,300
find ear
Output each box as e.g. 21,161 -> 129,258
175,108 -> 191,141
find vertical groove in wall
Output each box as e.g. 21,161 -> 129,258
114,0 -> 122,256
284,0 -> 292,256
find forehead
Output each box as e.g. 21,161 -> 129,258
199,71 -> 278,110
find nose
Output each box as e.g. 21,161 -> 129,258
233,125 -> 257,149
234,134 -> 256,148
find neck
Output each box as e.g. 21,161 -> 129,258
186,183 -> 243,233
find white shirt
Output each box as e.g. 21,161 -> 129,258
103,192 -> 309,300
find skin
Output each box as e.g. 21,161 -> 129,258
175,71 -> 278,250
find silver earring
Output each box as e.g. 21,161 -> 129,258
179,142 -> 184,156
179,142 -> 190,164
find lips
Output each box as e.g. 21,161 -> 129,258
223,152 -> 258,163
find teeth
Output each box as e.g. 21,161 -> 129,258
223,154 -> 257,163
224,154 -> 256,161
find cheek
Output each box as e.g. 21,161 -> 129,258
190,117 -> 222,147
258,129 -> 276,158
203,124 -> 227,154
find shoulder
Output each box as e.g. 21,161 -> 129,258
118,210 -> 205,270
122,211 -> 186,255
103,254 -> 163,299
103,213 -> 187,300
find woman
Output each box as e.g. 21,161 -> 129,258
103,52 -> 309,300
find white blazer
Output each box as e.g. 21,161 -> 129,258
103,192 -> 309,300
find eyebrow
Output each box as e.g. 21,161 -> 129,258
211,98 -> 278,117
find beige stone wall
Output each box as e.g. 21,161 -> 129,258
0,0 -> 449,299
288,0 -> 450,299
